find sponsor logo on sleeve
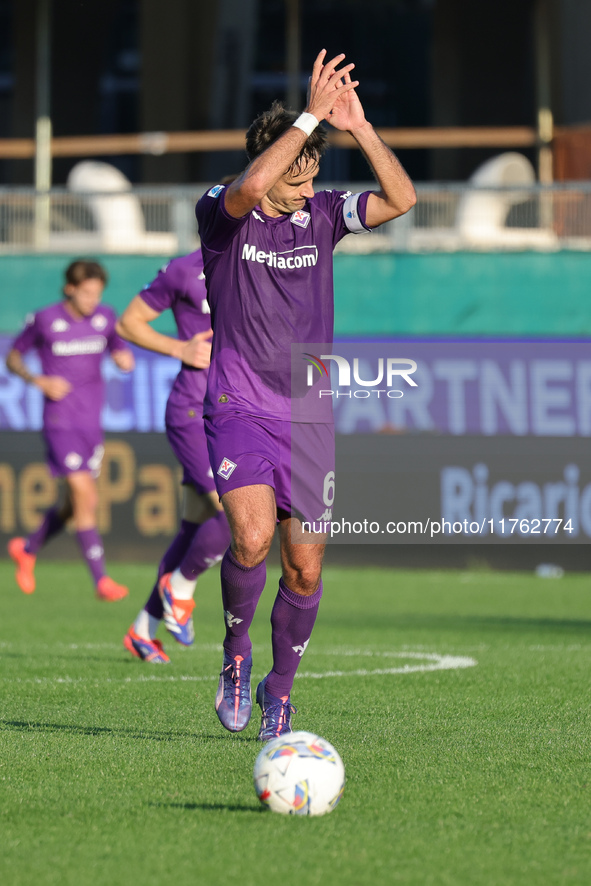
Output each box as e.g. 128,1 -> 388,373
217,457 -> 237,480
208,185 -> 224,198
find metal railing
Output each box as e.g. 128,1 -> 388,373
1,183 -> 591,255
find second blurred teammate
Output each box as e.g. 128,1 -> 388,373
118,249 -> 231,663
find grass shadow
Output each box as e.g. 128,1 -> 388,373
396,614 -> 591,633
1,720 -> 263,744
1,719 -> 193,741
149,801 -> 265,813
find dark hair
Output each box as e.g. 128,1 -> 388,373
64,259 -> 108,287
245,101 -> 328,173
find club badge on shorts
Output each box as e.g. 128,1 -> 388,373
217,457 -> 237,480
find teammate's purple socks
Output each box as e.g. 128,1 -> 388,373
24,506 -> 65,555
221,547 -> 266,657
145,519 -> 198,619
75,528 -> 106,586
178,510 -> 231,579
265,578 -> 323,699
144,514 -> 230,619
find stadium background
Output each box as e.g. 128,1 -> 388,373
1,0 -> 590,573
2,5 -> 591,886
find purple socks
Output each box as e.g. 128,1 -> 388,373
179,511 -> 231,579
143,513 -> 231,619
27,511 -> 110,590
25,506 -> 66,555
145,519 -> 198,619
265,578 -> 323,699
75,528 -> 106,586
221,547 -> 266,656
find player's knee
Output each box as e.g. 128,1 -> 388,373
285,565 -> 322,596
68,477 -> 98,518
232,526 -> 273,566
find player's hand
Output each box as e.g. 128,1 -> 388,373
35,375 -> 72,401
324,69 -> 367,133
111,349 -> 135,373
180,329 -> 213,369
306,50 -> 359,125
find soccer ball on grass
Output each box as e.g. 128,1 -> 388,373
253,730 -> 345,816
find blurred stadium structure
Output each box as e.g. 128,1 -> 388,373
2,180 -> 591,255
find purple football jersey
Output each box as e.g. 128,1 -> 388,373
11,301 -> 125,432
196,186 -> 370,421
140,250 -> 211,411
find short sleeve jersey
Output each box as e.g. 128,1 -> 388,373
196,186 -> 370,421
139,250 -> 211,410
11,302 -> 125,433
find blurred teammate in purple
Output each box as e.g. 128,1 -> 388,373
196,50 -> 416,738
116,250 -> 231,663
6,259 -> 134,601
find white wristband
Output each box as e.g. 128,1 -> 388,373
292,112 -> 319,137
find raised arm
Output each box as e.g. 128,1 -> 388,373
116,295 -> 212,369
224,50 -> 359,219
350,124 -> 417,227
323,70 -> 416,227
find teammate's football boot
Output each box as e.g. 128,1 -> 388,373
8,537 -> 36,594
215,651 -> 253,732
158,573 -> 195,646
123,626 -> 170,663
96,575 -> 129,601
256,677 -> 297,741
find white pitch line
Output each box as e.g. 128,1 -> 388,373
1,652 -> 477,685
296,654 -> 477,679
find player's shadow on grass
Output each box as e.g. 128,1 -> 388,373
149,801 -> 265,814
2,720 -> 194,741
2,720 -> 263,744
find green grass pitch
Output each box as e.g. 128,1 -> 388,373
1,558 -> 590,886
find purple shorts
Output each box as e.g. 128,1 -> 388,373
43,428 -> 104,478
204,413 -> 335,524
165,402 -> 216,495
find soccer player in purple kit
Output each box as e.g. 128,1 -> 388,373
196,50 -> 416,739
6,259 -> 134,601
116,250 -> 231,663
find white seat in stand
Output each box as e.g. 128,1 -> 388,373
455,152 -> 556,249
401,152 -> 557,252
64,161 -> 178,254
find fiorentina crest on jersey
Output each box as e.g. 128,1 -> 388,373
217,457 -> 237,480
291,209 -> 311,229
91,313 -> 108,331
